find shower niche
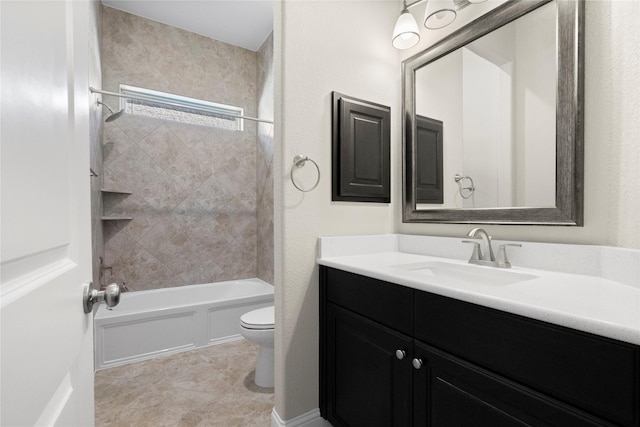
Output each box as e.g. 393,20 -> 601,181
100,188 -> 133,221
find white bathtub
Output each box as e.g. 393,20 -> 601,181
94,278 -> 274,370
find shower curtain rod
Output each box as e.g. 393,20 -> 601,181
89,87 -> 274,125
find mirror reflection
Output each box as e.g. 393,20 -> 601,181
414,1 -> 556,210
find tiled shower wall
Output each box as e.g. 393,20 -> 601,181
100,6 -> 272,291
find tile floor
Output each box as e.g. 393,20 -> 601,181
95,339 -> 273,426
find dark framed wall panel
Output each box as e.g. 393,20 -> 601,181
332,92 -> 390,203
415,115 -> 444,204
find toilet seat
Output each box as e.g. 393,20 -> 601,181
240,306 -> 274,330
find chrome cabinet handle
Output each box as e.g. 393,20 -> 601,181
412,358 -> 423,370
395,349 -> 407,360
83,282 -> 120,313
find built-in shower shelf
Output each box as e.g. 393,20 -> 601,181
101,188 -> 132,195
101,216 -> 133,221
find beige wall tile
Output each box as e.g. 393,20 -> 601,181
137,124 -> 189,171
107,144 -> 164,192
138,172 -> 189,212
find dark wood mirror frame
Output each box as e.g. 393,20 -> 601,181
402,0 -> 584,225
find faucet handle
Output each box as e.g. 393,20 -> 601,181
462,240 -> 483,261
495,243 -> 522,268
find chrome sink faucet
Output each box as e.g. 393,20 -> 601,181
465,228 -> 495,261
462,228 -> 521,268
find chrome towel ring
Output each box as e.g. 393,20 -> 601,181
454,174 -> 475,199
290,155 -> 320,192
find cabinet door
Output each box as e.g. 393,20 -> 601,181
325,303 -> 413,427
413,342 -> 613,427
331,92 -> 391,202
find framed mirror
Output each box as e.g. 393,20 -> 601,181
402,0 -> 584,225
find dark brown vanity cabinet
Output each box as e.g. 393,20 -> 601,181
320,266 -> 640,427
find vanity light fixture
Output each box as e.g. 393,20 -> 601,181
393,0 -> 488,49
424,0 -> 457,29
392,1 -> 421,49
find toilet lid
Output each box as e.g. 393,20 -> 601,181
240,306 -> 274,330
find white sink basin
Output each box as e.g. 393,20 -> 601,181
392,261 -> 537,286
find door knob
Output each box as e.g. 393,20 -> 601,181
83,282 -> 120,313
412,358 -> 423,370
395,349 -> 407,360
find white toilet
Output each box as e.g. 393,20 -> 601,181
239,305 -> 274,388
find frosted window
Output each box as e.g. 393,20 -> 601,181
119,84 -> 244,131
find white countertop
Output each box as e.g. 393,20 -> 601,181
318,235 -> 640,346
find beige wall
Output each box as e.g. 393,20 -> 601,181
274,1 -> 399,420
398,0 -> 640,250
101,7 -> 262,291
275,0 -> 639,421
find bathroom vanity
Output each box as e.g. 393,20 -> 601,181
318,235 -> 640,427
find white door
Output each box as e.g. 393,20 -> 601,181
1,0 -> 95,425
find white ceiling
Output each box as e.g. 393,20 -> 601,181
101,1 -> 274,51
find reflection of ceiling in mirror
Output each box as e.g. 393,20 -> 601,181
466,2 -> 555,67
466,25 -> 515,66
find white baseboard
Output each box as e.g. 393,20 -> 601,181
271,408 -> 331,427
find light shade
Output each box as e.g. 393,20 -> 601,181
392,9 -> 420,49
424,0 -> 457,30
